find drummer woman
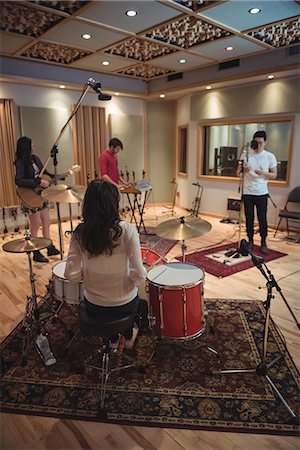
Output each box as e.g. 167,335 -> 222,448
64,180 -> 146,351
15,136 -> 61,263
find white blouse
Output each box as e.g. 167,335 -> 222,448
64,221 -> 147,307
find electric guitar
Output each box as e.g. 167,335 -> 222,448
16,164 -> 81,209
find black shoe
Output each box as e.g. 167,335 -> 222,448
33,250 -> 49,263
47,244 -> 60,256
261,245 -> 268,255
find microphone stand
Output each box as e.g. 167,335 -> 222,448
162,178 -> 177,216
224,148 -> 246,259
191,182 -> 203,217
213,255 -> 298,418
41,81 -> 92,259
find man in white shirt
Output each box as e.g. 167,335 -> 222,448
237,131 -> 277,254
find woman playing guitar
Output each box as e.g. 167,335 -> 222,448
15,136 -> 72,263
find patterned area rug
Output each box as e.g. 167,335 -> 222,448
1,298 -> 299,435
177,242 -> 287,278
139,227 -> 177,259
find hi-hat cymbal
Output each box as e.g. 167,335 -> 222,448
41,184 -> 68,199
155,216 -> 212,240
42,186 -> 84,203
2,237 -> 52,253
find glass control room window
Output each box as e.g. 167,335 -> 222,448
178,125 -> 188,176
200,118 -> 293,182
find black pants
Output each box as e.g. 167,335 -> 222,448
83,295 -> 139,343
243,194 -> 268,242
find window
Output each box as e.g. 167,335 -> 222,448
198,117 -> 294,183
178,125 -> 188,175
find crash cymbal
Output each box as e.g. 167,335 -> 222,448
3,237 -> 52,253
71,185 -> 86,197
41,184 -> 68,199
42,186 -> 84,203
155,216 -> 212,241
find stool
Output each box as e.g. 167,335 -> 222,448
78,302 -> 138,418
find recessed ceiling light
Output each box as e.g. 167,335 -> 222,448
249,7 -> 261,14
102,61 -> 110,66
81,33 -> 91,40
206,85 -> 212,90
160,93 -> 166,99
59,85 -> 65,89
114,92 -> 120,96
126,10 -> 137,17
225,46 -> 234,51
179,59 -> 186,64
267,74 -> 275,79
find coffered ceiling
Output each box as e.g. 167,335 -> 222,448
1,0 -> 299,84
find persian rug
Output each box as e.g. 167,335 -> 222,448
139,227 -> 177,259
1,298 -> 299,435
177,242 -> 287,278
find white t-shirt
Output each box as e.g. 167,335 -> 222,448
64,221 -> 147,307
241,149 -> 277,196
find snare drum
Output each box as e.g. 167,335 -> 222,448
52,260 -> 83,304
147,262 -> 205,340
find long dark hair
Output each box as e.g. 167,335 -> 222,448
74,180 -> 122,257
15,136 -> 33,163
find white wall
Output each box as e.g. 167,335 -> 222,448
176,79 -> 300,227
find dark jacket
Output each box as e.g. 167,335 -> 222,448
15,155 -> 54,188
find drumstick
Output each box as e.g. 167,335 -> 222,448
149,267 -> 168,282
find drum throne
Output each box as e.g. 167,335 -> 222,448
68,302 -> 146,419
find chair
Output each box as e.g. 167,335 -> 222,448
78,302 -> 140,418
274,186 -> 300,243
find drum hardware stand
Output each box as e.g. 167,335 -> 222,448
162,178 -> 177,216
190,182 -> 203,217
212,253 -> 298,418
65,203 -> 74,237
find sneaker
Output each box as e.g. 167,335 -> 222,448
33,250 -> 49,263
261,245 -> 268,255
124,323 -> 139,349
47,244 -> 60,256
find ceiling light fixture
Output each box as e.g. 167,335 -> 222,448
249,7 -> 261,14
179,59 -> 186,64
59,85 -> 65,89
102,61 -> 110,66
114,92 -> 120,96
206,85 -> 212,90
267,74 -> 275,79
225,46 -> 234,51
160,93 -> 166,99
81,33 -> 91,40
126,10 -> 137,17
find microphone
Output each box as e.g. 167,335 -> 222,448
192,182 -> 202,186
87,78 -> 111,101
239,239 -> 264,266
251,140 -> 258,150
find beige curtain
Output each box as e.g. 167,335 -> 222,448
71,105 -> 106,186
0,99 -> 19,207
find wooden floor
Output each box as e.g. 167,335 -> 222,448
1,205 -> 300,450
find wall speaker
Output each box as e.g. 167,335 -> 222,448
220,147 -> 237,176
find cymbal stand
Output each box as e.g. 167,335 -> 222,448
65,203 -> 74,237
40,80 -> 94,260
213,257 -> 297,418
181,239 -> 187,262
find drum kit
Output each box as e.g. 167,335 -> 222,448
2,211 -> 213,365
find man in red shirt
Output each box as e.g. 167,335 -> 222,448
99,137 -> 129,189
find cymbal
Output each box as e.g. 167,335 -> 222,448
42,186 -> 84,203
155,216 -> 212,240
2,237 -> 52,253
71,185 -> 86,197
41,184 -> 68,198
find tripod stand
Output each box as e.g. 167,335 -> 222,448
162,178 -> 177,216
213,254 -> 298,418
191,182 -> 203,217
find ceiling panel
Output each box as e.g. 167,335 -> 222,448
0,0 -> 299,82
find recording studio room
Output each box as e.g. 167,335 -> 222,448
0,1 -> 300,449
